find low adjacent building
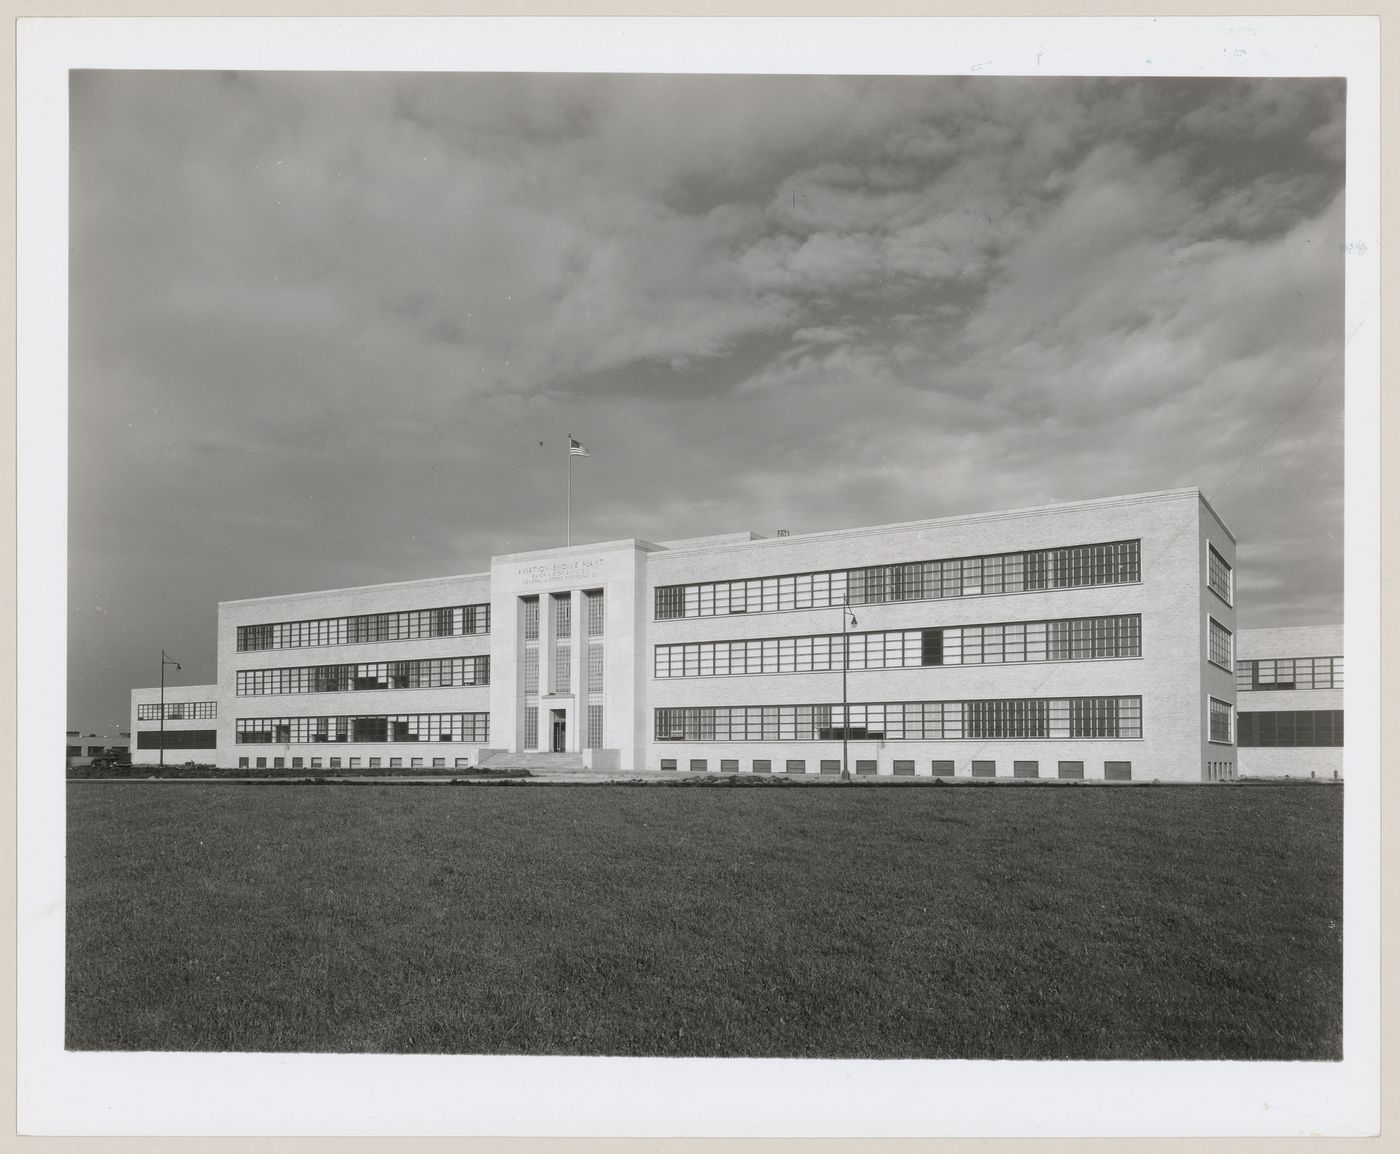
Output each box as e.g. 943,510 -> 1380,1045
65,730 -> 131,769
1235,625 -> 1344,780
128,684 -> 221,763
131,487 -> 1243,782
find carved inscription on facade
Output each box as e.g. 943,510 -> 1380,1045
515,558 -> 603,588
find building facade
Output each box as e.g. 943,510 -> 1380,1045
129,683 -> 221,762
66,730 -> 131,768
131,488 -> 1241,782
1235,624 -> 1344,780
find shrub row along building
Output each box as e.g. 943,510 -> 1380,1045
128,487 -> 1342,782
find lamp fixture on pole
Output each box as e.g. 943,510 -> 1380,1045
159,650 -> 181,768
841,599 -> 857,782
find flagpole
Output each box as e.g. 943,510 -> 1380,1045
566,433 -> 572,547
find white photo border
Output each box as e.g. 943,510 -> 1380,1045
17,14 -> 1382,1138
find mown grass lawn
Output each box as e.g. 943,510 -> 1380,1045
66,782 -> 1343,1058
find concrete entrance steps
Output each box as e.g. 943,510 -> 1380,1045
477,751 -> 588,774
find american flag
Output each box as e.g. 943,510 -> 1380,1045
569,437 -> 590,457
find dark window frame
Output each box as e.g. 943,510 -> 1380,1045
654,539 -> 1141,620
1237,709 -> 1343,747
1207,543 -> 1233,605
236,603 -> 491,652
136,730 -> 217,750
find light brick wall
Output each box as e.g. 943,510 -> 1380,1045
643,489 -> 1223,783
129,683 -> 220,764
214,572 -> 491,768
1197,496 -> 1239,779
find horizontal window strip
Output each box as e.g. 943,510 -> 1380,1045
136,729 -> 217,750
653,614 -> 1141,678
1236,656 -> 1343,692
236,656 -> 489,696
137,701 -> 217,720
236,713 -> 489,744
654,696 -> 1141,742
654,540 -> 1139,620
236,603 -> 490,652
1237,709 -> 1344,747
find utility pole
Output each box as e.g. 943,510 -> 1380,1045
160,650 -> 181,767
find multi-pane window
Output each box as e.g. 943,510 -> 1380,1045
1236,656 -> 1343,692
586,590 -> 605,636
240,623 -> 274,650
964,699 -> 1050,739
653,614 -> 1141,678
654,540 -> 1140,619
236,656 -> 489,695
236,713 -> 488,744
654,696 -> 1142,741
1042,616 -> 1142,661
584,590 -> 605,750
1068,697 -> 1133,738
1207,544 -> 1232,604
553,594 -> 572,692
137,701 -> 217,720
520,596 -> 540,749
1208,618 -> 1233,670
655,586 -> 685,619
1209,697 -> 1234,744
1237,709 -> 1344,747
236,603 -> 490,651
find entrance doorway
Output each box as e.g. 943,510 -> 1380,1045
551,710 -> 566,753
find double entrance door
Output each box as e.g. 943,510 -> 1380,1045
550,709 -> 566,753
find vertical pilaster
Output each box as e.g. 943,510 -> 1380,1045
538,593 -> 555,705
570,588 -> 586,751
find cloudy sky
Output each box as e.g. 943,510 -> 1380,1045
67,71 -> 1345,731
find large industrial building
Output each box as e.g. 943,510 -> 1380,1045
131,487 -> 1247,782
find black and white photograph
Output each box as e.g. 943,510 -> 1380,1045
19,15 -> 1382,1140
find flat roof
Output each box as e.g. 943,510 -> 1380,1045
220,569 -> 491,608
652,487 -> 1230,558
219,488 -> 1231,605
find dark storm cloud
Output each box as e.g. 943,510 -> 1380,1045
68,72 -> 1346,727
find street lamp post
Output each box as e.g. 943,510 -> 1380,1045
159,650 -> 181,767
840,599 -> 857,781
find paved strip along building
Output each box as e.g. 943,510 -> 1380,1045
1234,624 -> 1344,780
130,487 -> 1243,782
